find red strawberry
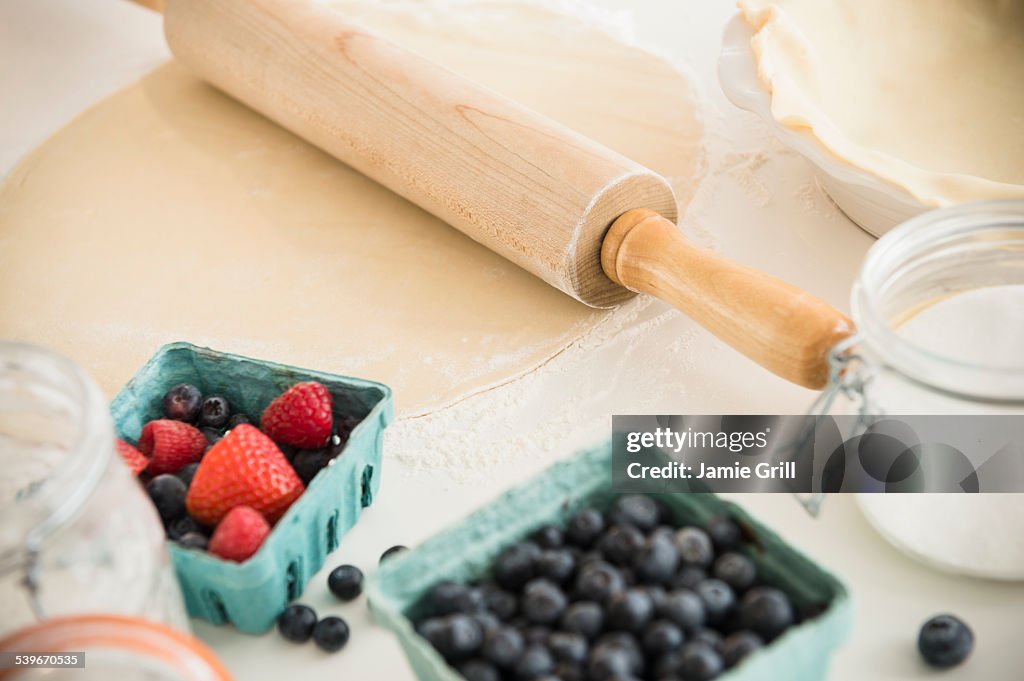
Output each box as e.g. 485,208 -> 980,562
138,420 -> 207,475
115,438 -> 148,476
208,505 -> 270,562
186,424 -> 304,526
261,381 -> 334,449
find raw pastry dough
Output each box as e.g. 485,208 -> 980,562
738,0 -> 1024,206
0,2 -> 704,415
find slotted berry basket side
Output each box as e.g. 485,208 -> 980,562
367,443 -> 852,681
111,342 -> 393,634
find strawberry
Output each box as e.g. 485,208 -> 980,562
115,438 -> 148,476
137,419 -> 207,475
208,505 -> 270,562
261,381 -> 333,449
186,424 -> 304,526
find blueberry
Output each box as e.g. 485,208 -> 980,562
588,641 -> 637,680
493,541 -> 540,591
574,561 -> 625,604
419,614 -> 483,662
521,579 -> 567,624
552,661 -> 586,681
674,527 -> 714,568
918,614 -> 973,669
227,413 -> 251,429
705,515 -> 742,552
146,474 -> 186,523
645,585 -> 668,613
200,427 -> 223,446
177,532 -> 208,550
548,631 -> 588,665
565,509 -> 605,548
660,589 -> 705,631
642,619 -> 684,657
291,448 -> 329,486
721,630 -> 763,668
633,534 -> 680,585
197,395 -> 231,428
176,462 -> 200,488
458,659 -> 501,681
712,552 -> 757,592
599,524 -> 645,566
277,604 -> 317,643
522,625 -> 552,646
162,383 -> 202,422
696,580 -> 735,625
380,545 -> 408,563
426,580 -> 471,616
532,525 -> 564,549
560,601 -> 604,639
672,566 -> 707,591
652,650 -> 685,678
312,616 -> 349,652
678,641 -> 724,680
738,587 -> 793,640
480,582 -> 518,620
167,515 -> 204,540
690,628 -> 725,655
607,589 -> 654,632
327,564 -> 364,601
596,633 -> 644,673
472,612 -> 500,634
482,627 -> 524,668
514,644 -> 554,680
536,549 -> 576,584
608,495 -> 661,532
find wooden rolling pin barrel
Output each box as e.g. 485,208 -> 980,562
131,0 -> 853,388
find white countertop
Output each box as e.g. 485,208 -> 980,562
3,1 -> 1024,679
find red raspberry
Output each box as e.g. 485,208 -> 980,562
115,438 -> 148,476
261,382 -> 333,449
185,424 -> 304,526
208,506 -> 270,562
137,420 -> 207,475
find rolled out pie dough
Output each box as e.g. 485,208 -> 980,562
0,2 -> 705,416
738,0 -> 1024,206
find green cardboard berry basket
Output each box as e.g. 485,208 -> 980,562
367,442 -> 852,681
110,342 -> 394,634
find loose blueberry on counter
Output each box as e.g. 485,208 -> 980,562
419,614 -> 483,662
175,462 -> 200,488
565,509 -> 604,548
721,630 -> 763,668
312,616 -> 350,653
695,579 -> 736,625
146,474 -> 187,523
162,383 -> 203,423
599,524 -> 645,566
738,587 -> 793,641
607,589 -> 655,632
327,564 -> 364,602
482,627 -> 524,669
574,561 -> 626,604
678,640 -> 724,680
712,552 -> 757,592
522,579 -> 568,625
493,541 -> 540,591
198,395 -> 231,428
608,494 -> 662,532
458,659 -> 501,681
277,604 -> 318,643
380,545 -> 408,563
642,619 -> 684,657
560,601 -> 604,639
515,644 -> 555,680
177,532 -> 208,551
675,527 -> 715,568
705,515 -> 742,553
532,525 -> 564,549
918,614 -> 973,668
227,413 -> 251,429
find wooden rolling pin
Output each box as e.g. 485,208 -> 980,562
131,0 -> 852,388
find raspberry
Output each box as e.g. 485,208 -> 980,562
137,420 -> 207,475
208,505 -> 270,562
115,438 -> 148,475
261,382 -> 333,449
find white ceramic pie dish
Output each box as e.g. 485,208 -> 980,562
717,14 -> 927,238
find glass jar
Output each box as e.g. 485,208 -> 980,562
809,200 -> 1024,579
0,342 -> 187,637
0,615 -> 231,680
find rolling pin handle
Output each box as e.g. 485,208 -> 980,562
601,208 -> 854,389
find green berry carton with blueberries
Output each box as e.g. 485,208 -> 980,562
367,443 -> 852,681
110,342 -> 393,634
